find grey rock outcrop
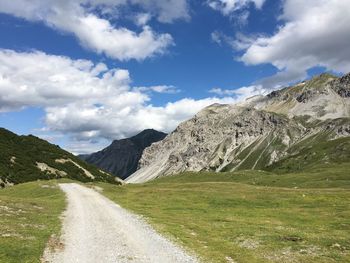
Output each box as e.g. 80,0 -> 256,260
331,73 -> 350,97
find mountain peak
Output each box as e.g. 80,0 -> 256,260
81,129 -> 167,179
127,72 -> 350,183
131,129 -> 166,140
313,72 -> 336,80
256,72 -> 350,119
303,72 -> 337,88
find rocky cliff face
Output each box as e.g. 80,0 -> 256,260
245,73 -> 350,120
331,73 -> 350,97
80,129 -> 166,179
127,73 -> 350,183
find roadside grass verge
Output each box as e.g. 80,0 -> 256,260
97,171 -> 350,263
0,180 -> 68,263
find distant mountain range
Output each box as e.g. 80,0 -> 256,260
127,73 -> 350,183
80,129 -> 167,179
0,128 -> 119,187
3,73 -> 349,186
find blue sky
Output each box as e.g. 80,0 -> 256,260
0,0 -> 349,153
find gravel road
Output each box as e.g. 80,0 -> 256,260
44,183 -> 198,263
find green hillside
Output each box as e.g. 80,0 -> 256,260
219,117 -> 350,175
0,128 -> 119,186
267,135 -> 349,171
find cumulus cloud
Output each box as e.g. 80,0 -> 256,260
0,49 -> 254,153
44,96 -> 239,143
208,0 -> 265,16
135,13 -> 152,26
237,0 -> 350,87
209,85 -> 266,97
0,49 -> 133,111
0,0 -> 190,60
64,140 -> 111,155
209,0 -> 266,48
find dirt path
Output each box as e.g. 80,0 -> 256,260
44,183 -> 198,263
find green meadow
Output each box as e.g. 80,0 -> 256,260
97,169 -> 350,263
0,181 -> 66,263
1,165 -> 349,262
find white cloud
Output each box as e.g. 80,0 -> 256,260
44,96 -> 240,145
72,17 -> 173,61
211,31 -> 223,45
209,0 -> 266,49
0,49 -> 133,111
0,49 -> 253,153
237,0 -> 350,87
134,85 -> 180,94
89,0 -> 190,23
135,13 -> 152,26
130,0 -> 190,23
0,0 -> 189,60
211,31 -> 238,48
65,140 -> 111,155
209,85 -> 266,97
208,0 -> 265,16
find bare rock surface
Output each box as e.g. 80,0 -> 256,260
127,73 -> 350,183
244,73 -> 350,120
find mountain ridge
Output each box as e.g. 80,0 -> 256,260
127,73 -> 350,183
243,72 -> 350,119
80,129 -> 167,179
0,128 -> 119,187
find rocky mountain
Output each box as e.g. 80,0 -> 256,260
0,128 -> 119,187
127,73 -> 350,183
243,73 -> 350,119
80,129 -> 167,179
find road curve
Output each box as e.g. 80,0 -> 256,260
44,183 -> 198,263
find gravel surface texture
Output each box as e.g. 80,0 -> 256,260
44,183 -> 198,263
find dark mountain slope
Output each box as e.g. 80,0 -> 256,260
80,129 -> 166,179
0,128 -> 119,187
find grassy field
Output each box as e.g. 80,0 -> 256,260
1,168 -> 349,263
0,180 -> 67,263
97,170 -> 350,263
